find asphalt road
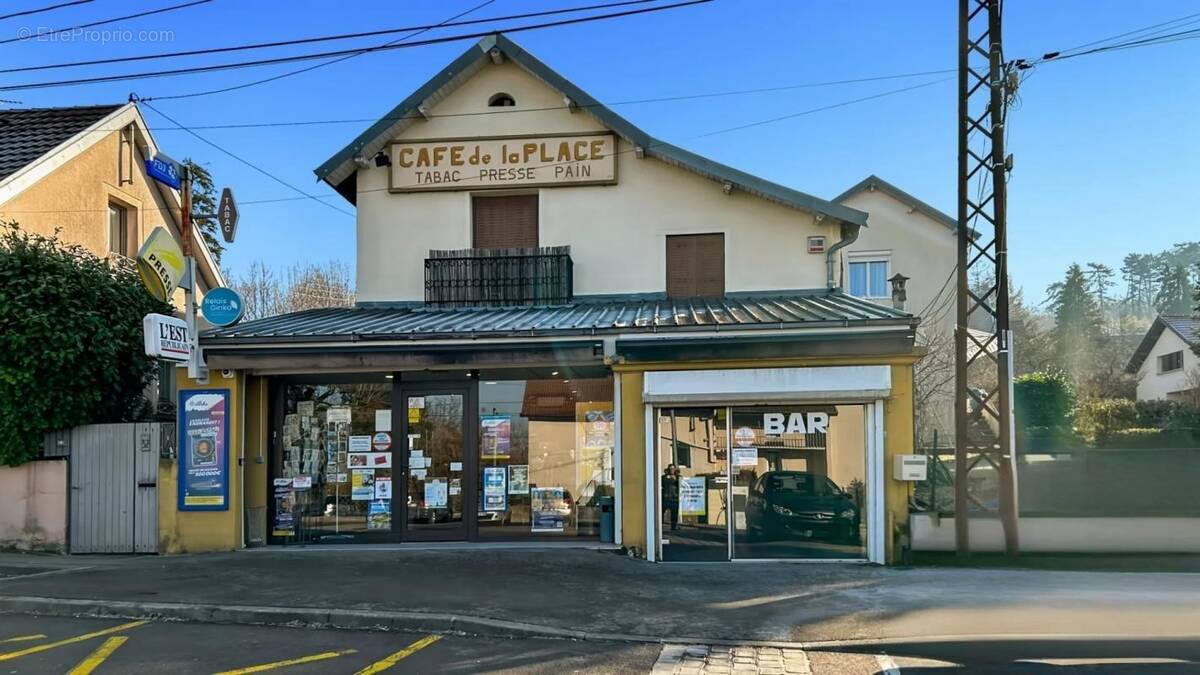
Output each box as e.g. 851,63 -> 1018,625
2,615 -> 1199,674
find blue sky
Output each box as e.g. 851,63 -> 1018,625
3,0 -> 1197,301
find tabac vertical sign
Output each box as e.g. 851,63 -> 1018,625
218,187 -> 239,243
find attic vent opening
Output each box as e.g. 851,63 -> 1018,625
488,93 -> 516,107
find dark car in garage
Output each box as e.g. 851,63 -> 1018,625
746,471 -> 860,543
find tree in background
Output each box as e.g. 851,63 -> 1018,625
227,260 -> 354,320
182,159 -> 225,265
1154,264 -> 1194,315
1045,263 -> 1104,389
1085,262 -> 1115,317
0,222 -> 172,465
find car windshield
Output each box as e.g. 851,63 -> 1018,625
764,474 -> 838,496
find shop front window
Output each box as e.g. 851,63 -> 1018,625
658,408 -> 728,562
275,382 -> 393,542
477,376 -> 614,538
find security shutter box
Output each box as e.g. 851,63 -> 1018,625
666,233 -> 725,298
472,194 -> 539,249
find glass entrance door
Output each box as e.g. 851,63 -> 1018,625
658,408 -> 729,562
401,390 -> 470,541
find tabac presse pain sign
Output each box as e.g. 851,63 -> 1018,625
388,133 -> 616,192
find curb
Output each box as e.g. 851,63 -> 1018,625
0,595 -> 661,643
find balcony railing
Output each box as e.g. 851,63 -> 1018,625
424,246 -> 573,308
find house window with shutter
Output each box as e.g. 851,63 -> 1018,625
472,194 -> 538,249
666,233 -> 725,299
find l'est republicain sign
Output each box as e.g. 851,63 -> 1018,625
388,133 -> 616,192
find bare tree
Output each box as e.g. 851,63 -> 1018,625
228,260 -> 355,320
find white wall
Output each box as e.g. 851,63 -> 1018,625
354,61 -> 839,303
912,514 -> 1200,553
1136,328 -> 1199,400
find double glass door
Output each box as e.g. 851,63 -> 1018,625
400,389 -> 472,541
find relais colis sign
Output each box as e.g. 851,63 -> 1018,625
388,133 -> 616,192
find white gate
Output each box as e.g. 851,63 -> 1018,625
68,423 -> 161,553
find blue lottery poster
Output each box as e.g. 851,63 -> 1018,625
178,389 -> 230,510
483,466 -> 507,512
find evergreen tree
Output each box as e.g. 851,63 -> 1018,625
1045,263 -> 1104,386
182,159 -> 225,264
1155,264 -> 1194,315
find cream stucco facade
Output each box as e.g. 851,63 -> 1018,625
0,103 -> 223,305
353,60 -> 841,303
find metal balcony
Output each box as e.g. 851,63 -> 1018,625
424,246 -> 573,308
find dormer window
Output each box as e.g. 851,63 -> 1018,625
488,92 -> 516,107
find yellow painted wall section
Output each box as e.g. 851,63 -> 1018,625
244,376 -> 269,542
159,370 -> 243,554
619,371 -> 646,554
614,353 -> 919,563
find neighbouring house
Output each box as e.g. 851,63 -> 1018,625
835,175 -> 959,448
174,33 -> 924,564
1126,315 -> 1200,402
0,103 -> 223,553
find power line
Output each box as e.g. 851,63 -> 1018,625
145,0 -> 499,102
1051,10 -> 1200,57
2,0 -> 660,74
60,67 -> 957,133
0,0 -> 212,46
141,101 -> 355,218
0,0 -> 712,92
0,0 -> 91,22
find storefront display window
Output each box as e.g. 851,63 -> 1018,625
274,382 -> 392,542
658,408 -> 728,562
477,376 -> 614,538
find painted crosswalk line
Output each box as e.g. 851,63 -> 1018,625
354,635 -> 442,674
0,620 -> 146,662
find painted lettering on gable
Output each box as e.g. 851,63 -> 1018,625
389,134 -> 615,192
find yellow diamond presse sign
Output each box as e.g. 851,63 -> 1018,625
136,226 -> 185,302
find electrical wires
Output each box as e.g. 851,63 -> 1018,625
0,0 -> 91,22
0,0 -> 211,45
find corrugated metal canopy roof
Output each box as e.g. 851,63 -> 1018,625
202,292 -> 915,344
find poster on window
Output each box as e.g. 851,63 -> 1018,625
178,389 -> 230,510
483,467 -> 507,511
679,476 -> 707,516
480,414 -> 511,459
367,500 -> 391,530
351,469 -> 375,500
425,478 -> 448,509
531,487 -> 566,533
508,465 -> 529,494
581,407 -> 614,450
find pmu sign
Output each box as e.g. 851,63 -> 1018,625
218,187 -> 239,243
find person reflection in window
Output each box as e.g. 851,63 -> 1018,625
662,464 -> 680,531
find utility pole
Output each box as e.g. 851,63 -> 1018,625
955,0 -> 1019,556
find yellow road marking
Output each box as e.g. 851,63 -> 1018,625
0,634 -> 45,644
0,620 -> 146,662
353,635 -> 442,675
67,636 -> 128,675
213,649 -> 358,674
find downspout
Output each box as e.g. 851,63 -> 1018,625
825,221 -> 861,290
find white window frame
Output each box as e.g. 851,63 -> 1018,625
847,251 -> 892,300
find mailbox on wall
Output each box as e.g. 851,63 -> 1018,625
893,454 -> 928,481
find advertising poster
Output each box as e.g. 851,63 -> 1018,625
679,476 -> 707,516
178,390 -> 229,510
482,467 -> 507,512
348,436 -> 372,453
531,487 -> 566,533
375,409 -> 392,432
425,478 -> 448,509
272,478 -> 294,537
480,414 -> 512,459
374,476 -> 392,500
581,406 -> 615,450
731,447 -> 759,468
367,500 -> 391,530
508,465 -> 529,494
297,401 -> 315,417
351,469 -> 375,500
349,452 -> 391,469
326,406 -> 352,424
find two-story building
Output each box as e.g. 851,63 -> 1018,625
177,34 -> 923,563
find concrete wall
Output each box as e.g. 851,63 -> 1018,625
0,460 -> 68,552
353,60 -> 839,302
912,514 -> 1200,553
1136,328 -> 1199,401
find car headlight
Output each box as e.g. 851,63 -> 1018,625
772,504 -> 794,516
839,509 -> 855,519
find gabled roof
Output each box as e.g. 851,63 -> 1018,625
1125,314 -> 1200,373
0,102 -> 225,289
201,290 -> 914,344
0,104 -> 121,181
835,174 -> 957,232
314,34 -> 867,227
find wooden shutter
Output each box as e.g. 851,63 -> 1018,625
472,194 -> 538,249
666,233 -> 724,299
